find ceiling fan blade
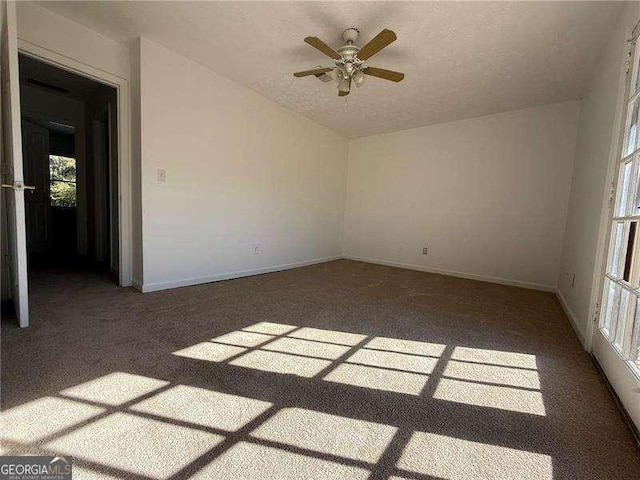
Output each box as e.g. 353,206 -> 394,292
338,78 -> 351,96
304,37 -> 342,60
293,67 -> 333,78
357,29 -> 397,61
363,67 -> 405,82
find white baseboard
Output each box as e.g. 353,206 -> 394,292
555,288 -> 587,349
343,254 -> 556,292
140,255 -> 343,293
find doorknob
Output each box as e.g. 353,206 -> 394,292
1,181 -> 36,191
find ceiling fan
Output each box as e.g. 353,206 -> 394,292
294,28 -> 405,97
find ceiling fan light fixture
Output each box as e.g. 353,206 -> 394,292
338,76 -> 350,92
353,69 -> 366,87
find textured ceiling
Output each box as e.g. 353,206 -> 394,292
38,1 -> 624,138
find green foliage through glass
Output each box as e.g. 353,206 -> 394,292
49,155 -> 77,207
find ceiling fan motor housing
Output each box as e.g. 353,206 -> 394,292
342,27 -> 360,44
338,29 -> 364,79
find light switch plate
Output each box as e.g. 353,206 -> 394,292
157,169 -> 166,182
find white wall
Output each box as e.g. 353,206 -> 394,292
558,3 -> 640,345
138,39 -> 348,291
16,2 -> 129,81
344,101 -> 580,290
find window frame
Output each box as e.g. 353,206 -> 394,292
598,35 -> 640,377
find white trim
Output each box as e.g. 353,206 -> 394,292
16,38 -> 133,287
343,255 -> 555,292
140,255 -> 343,293
587,26 -> 640,353
131,279 -> 143,292
555,288 -> 587,348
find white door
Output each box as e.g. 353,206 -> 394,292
23,120 -> 52,254
593,33 -> 640,429
1,0 -> 29,327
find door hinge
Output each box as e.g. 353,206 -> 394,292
627,46 -> 635,75
592,302 -> 600,324
608,182 -> 616,209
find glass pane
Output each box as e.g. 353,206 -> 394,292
634,46 -> 640,96
49,155 -> 77,207
625,99 -> 640,156
609,222 -> 626,277
601,279 -> 619,336
50,181 -> 77,207
616,160 -> 633,216
614,287 -> 632,351
631,155 -> 640,215
623,221 -> 638,283
630,299 -> 640,369
49,155 -> 76,182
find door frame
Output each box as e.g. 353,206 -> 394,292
587,23 -> 640,429
16,39 -> 132,287
584,38 -> 633,353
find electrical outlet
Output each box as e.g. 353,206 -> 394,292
157,169 -> 166,183
422,247 -> 428,255
252,244 -> 261,255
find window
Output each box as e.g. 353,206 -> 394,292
49,155 -> 77,207
599,36 -> 640,376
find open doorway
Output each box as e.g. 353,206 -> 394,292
1,9 -> 131,328
17,55 -> 118,277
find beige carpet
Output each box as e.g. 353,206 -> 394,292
1,259 -> 639,479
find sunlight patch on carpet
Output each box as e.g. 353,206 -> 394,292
397,431 -> 552,480
130,385 -> 272,431
366,337 -> 446,357
173,342 -> 245,362
192,441 -> 370,480
230,350 -> 331,377
288,327 -> 366,346
1,397 -> 105,443
251,407 -> 397,462
434,378 -> 546,416
242,322 -> 297,335
261,337 -> 352,360
450,347 -> 537,369
70,466 -> 123,480
44,412 -> 223,479
324,363 -> 428,395
346,349 -> 439,374
443,360 -> 541,389
60,372 -> 169,406
211,330 -> 274,347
